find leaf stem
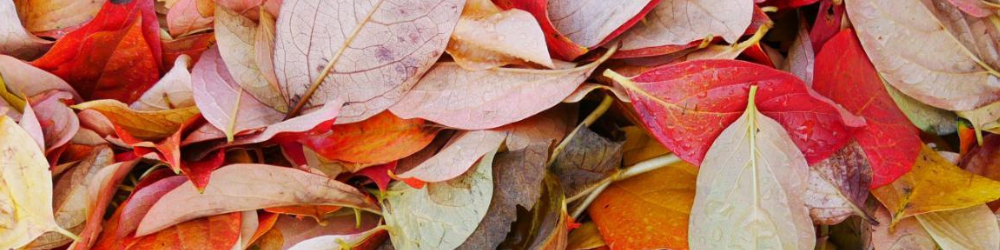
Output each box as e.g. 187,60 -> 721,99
547,95 -> 614,165
53,225 -> 80,241
566,154 -> 682,208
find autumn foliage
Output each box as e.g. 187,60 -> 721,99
1,0 -> 1000,249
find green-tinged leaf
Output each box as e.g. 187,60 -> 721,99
885,82 -> 957,135
383,149 -> 496,250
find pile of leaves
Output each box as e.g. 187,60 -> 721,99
1,0 -> 1000,249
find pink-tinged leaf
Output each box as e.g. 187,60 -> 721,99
605,59 -> 863,166
0,55 -> 81,101
396,130 -> 507,185
270,211 -> 383,249
493,0 -> 586,61
615,0 -> 753,56
0,0 -> 52,60
233,100 -> 342,145
162,32 -> 216,67
131,55 -> 195,111
943,0 -> 993,17
192,47 -> 284,141
501,105 -> 576,151
288,228 -> 388,250
213,0 -> 281,19
547,0 -> 660,49
274,0 -> 464,123
166,0 -> 215,37
136,164 -> 379,236
809,0 -> 844,52
390,47 -> 614,130
117,176 -> 188,238
18,99 -> 45,151
812,29 -> 921,188
447,1 -> 554,70
70,159 -> 139,250
215,5 -> 286,112
30,91 -> 80,153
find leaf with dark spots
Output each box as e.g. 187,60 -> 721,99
550,126 -> 623,199
274,0 -> 465,122
457,144 -> 548,250
804,142 -> 875,225
497,173 -> 568,250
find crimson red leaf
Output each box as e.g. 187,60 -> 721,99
809,0 -> 845,52
607,59 -> 863,166
812,29 -> 921,188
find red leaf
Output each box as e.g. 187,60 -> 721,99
180,149 -> 227,192
299,111 -> 439,165
609,59 -> 862,166
761,0 -> 821,9
162,32 -> 216,68
812,29 -> 921,188
31,0 -> 162,103
340,161 -> 398,192
809,0 -> 845,52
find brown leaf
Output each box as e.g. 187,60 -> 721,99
458,144 -> 548,250
550,126 -> 623,199
274,0 -> 465,122
135,164 -> 379,236
804,142 -> 875,225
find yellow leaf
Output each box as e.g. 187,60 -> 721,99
0,72 -> 26,112
873,145 -> 1000,225
0,115 -> 70,249
916,205 -> 1000,250
72,99 -> 200,141
957,100 -> 1000,144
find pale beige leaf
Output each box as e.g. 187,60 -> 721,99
957,100 -> 1000,141
216,6 -> 287,112
390,47 -> 614,130
383,149 -> 495,250
396,130 -> 506,183
781,17 -> 814,86
287,228 -> 386,250
447,8 -> 553,70
136,164 -> 379,236
917,205 -> 1000,250
922,0 -> 1000,72
132,55 -> 196,111
0,0 -> 51,60
845,0 -> 1000,111
872,206 -> 936,250
562,83 -> 629,103
548,0 -> 650,48
274,0 -> 465,123
618,0 -> 753,51
0,115 -> 63,249
689,89 -> 815,250
501,105 -> 575,151
26,146 -> 113,249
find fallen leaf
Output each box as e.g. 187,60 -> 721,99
72,99 -> 200,141
916,204 -> 1000,250
31,0 -> 162,103
213,0 -> 281,19
550,126 -> 623,199
69,159 -> 139,250
166,0 -> 214,37
606,59 -> 863,166
17,99 -> 44,150
565,222 -> 605,250
446,0 -> 553,70
942,0 -> 993,17
0,0 -> 51,60
117,176 -> 188,238
872,145 -> 1000,224
961,134 -> 1000,210
13,0 -> 104,39
273,0 -> 464,122
128,212 -> 242,250
871,206 -> 936,250
299,111 -> 440,166
0,55 -> 80,101
192,47 -> 284,141
458,144 -> 547,249
689,87 -> 815,249
957,100 -> 1000,144
24,146 -> 112,249
383,149 -> 495,250
781,14 -> 814,86
809,0 -> 845,51
131,55 -> 196,111
263,206 -> 341,222
501,105 -> 576,151
161,32 -> 216,67
390,46 -> 615,130
547,0 -> 658,49
562,83 -> 630,104
621,126 -> 671,166
885,82 -> 958,135
30,91 -> 80,153
804,142 -> 874,225
287,228 -> 388,250
844,0 -> 1000,111
614,0 -> 753,57
589,161 -> 696,250
813,29 -> 921,188
269,211 -> 383,249
395,129 -> 507,184
215,5 -> 286,112
0,115 -> 68,249
497,173 -> 569,250
136,164 -> 379,236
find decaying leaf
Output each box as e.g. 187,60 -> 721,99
383,149 -> 495,250
886,82 -> 958,135
131,55 -> 195,112
136,164 -> 379,236
24,146 -> 112,249
192,47 -> 284,141
689,87 -> 815,249
299,111 -> 440,166
550,126 -> 623,199
497,173 -> 569,250
804,142 -> 874,225
274,0 -> 465,122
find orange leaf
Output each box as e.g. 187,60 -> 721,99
264,206 -> 342,222
126,212 -> 242,250
300,111 -> 439,166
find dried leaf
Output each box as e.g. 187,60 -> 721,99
274,0 -> 464,122
781,14 -> 814,86
383,149 -> 495,250
128,212 -> 242,250
0,55 -> 80,101
192,47 -> 284,141
550,126 -> 623,199
0,0 -> 51,60
886,82 -> 958,135
25,146 -> 112,249
390,47 -> 615,130
166,0 -> 215,37
872,206 -> 936,250
844,0 -> 1000,111
446,0 -> 553,70
497,173 -> 569,250
689,87 -> 815,249
13,0 -> 104,38
589,161 -> 696,250
131,55 -> 196,111
804,142 -> 874,225
288,228 -> 388,250
299,111 -> 440,166
215,5 -> 286,112
548,0 -> 657,48
72,99 -> 200,141
916,204 -> 1000,250
0,115 -> 65,249
395,130 -> 506,184
616,0 -> 753,56
136,164 -> 379,236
